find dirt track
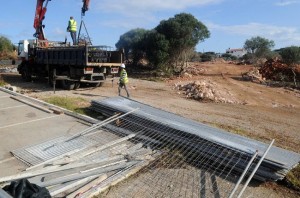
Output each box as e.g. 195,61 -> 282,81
1,62 -> 300,197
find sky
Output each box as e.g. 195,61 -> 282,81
0,0 -> 300,53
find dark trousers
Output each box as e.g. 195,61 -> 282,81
70,31 -> 77,45
118,82 -> 130,97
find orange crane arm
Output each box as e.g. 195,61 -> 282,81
33,0 -> 90,40
33,0 -> 50,40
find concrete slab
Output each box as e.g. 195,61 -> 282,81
0,89 -> 93,177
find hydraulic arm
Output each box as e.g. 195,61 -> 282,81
33,0 -> 51,40
82,0 -> 90,16
33,0 -> 90,41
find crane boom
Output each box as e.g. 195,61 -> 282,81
82,0 -> 90,16
33,0 -> 50,40
33,0 -> 90,40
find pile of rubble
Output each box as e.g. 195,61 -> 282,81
259,58 -> 300,82
241,67 -> 265,83
175,80 -> 239,104
181,66 -> 206,76
0,66 -> 18,73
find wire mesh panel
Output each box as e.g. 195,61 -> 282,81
10,111 -> 258,197
11,129 -> 127,166
95,114 -> 257,198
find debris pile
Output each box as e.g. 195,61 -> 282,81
1,121 -> 156,198
175,80 -> 239,104
259,59 -> 300,82
182,66 -> 206,76
241,67 -> 264,83
0,66 -> 18,73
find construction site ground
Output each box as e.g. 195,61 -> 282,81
0,61 -> 300,197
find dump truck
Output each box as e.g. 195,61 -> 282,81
17,0 -> 123,90
17,39 -> 123,90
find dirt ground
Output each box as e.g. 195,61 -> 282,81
1,61 -> 300,197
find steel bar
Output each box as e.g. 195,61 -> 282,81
237,139 -> 275,198
52,134 -> 135,164
43,112 -> 122,151
229,150 -> 258,198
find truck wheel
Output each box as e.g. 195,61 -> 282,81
90,82 -> 103,87
74,82 -> 80,89
91,75 -> 105,87
21,65 -> 32,82
60,80 -> 76,90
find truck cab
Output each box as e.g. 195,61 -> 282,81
18,39 -> 37,60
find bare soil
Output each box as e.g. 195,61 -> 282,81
1,61 -> 300,197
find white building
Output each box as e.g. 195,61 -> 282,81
226,48 -> 247,58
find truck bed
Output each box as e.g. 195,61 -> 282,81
35,45 -> 122,67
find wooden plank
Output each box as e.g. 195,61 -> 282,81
66,174 -> 108,198
79,153 -> 161,198
81,161 -> 149,198
49,175 -> 99,196
0,156 -> 125,183
39,161 -> 138,187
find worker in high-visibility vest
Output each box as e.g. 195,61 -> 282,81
67,16 -> 77,45
118,64 -> 130,98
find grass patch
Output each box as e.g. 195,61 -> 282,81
0,75 -> 6,86
286,164 -> 300,191
43,96 -> 98,118
205,122 -> 248,136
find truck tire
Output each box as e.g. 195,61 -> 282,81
90,75 -> 105,87
74,82 -> 80,89
60,80 -> 76,90
21,64 -> 32,82
90,82 -> 103,87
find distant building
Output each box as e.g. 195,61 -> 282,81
226,48 -> 247,58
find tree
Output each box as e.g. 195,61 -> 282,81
244,36 -> 275,58
142,30 -> 169,69
115,28 -> 148,60
155,13 -> 210,70
0,36 -> 14,52
200,52 -> 216,62
279,46 -> 300,86
115,13 -> 210,73
279,46 -> 300,66
222,53 -> 238,61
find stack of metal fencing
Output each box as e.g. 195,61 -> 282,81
90,96 -> 300,182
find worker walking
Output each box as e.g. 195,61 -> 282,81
118,64 -> 130,98
67,16 -> 77,45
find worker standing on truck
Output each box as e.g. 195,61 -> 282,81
67,16 -> 77,45
118,64 -> 130,98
